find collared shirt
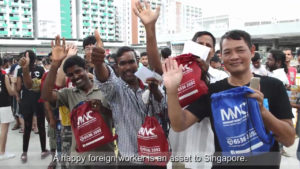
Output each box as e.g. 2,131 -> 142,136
56,85 -> 114,162
94,66 -> 164,157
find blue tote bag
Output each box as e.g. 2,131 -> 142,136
211,86 -> 274,156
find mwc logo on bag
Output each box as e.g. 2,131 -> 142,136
70,100 -> 117,152
175,53 -> 208,107
211,86 -> 274,156
137,116 -> 171,166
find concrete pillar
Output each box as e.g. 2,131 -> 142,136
272,39 -> 279,49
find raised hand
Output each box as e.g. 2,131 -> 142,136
133,0 -> 160,27
66,44 -> 78,57
19,52 -> 30,68
162,58 -> 183,94
91,29 -> 106,66
51,35 -> 68,63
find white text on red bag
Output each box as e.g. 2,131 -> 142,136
137,116 -> 171,166
70,100 -> 117,152
175,53 -> 208,107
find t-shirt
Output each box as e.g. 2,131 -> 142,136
56,85 -> 114,165
17,66 -> 45,102
0,72 -> 11,107
287,66 -> 297,85
186,75 -> 293,169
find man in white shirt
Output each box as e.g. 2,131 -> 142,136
266,49 -> 289,86
251,52 -> 269,76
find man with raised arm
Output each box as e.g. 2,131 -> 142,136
41,36 -> 116,169
163,30 -> 295,169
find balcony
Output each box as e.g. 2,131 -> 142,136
0,8 -> 7,13
0,23 -> 7,28
10,16 -> 20,21
0,16 -> 5,21
0,0 -> 7,6
0,31 -> 8,35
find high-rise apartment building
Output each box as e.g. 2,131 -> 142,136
77,0 -> 116,41
60,0 -> 73,38
0,0 -> 33,38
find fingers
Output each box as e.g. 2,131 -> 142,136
162,61 -> 166,73
94,29 -> 103,48
55,35 -> 60,46
62,37 -> 66,50
155,4 -> 161,15
51,40 -> 54,48
144,0 -> 150,9
136,0 -> 144,13
132,2 -> 140,17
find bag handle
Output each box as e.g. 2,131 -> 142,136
246,98 -> 274,145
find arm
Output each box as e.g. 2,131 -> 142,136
41,35 -> 68,104
92,30 -> 110,82
4,75 -> 15,96
162,58 -> 198,132
133,0 -> 162,75
44,102 -> 56,129
249,89 -> 295,147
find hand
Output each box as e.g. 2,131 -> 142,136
162,58 -> 183,94
66,44 -> 78,57
247,88 -> 265,112
146,77 -> 160,92
51,35 -> 68,63
133,0 -> 160,27
19,52 -> 30,68
49,118 -> 56,129
91,29 -> 106,66
10,76 -> 17,84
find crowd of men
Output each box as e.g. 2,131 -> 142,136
0,1 -> 300,169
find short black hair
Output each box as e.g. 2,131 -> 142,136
83,36 -> 96,49
251,52 -> 261,62
210,55 -> 221,63
63,55 -> 86,73
116,46 -> 137,63
161,47 -> 171,59
220,30 -> 252,51
140,52 -> 147,57
269,49 -> 288,73
192,31 -> 216,48
42,57 -> 51,66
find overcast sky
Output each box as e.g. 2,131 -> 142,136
199,0 -> 300,20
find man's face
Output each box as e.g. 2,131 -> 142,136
266,53 -> 277,72
84,44 -> 96,63
116,51 -> 138,84
140,55 -> 149,67
195,35 -> 215,62
284,50 -> 293,63
252,60 -> 261,69
210,61 -> 221,69
221,38 -> 254,75
66,65 -> 89,89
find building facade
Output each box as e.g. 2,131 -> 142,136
0,0 -> 33,38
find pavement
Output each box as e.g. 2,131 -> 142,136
0,122 -> 299,169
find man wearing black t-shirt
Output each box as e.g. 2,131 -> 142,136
162,30 -> 295,169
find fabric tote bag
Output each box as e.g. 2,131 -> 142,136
211,86 -> 274,156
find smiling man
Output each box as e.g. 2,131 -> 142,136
163,30 -> 295,169
41,36 -> 116,169
92,29 -> 165,168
